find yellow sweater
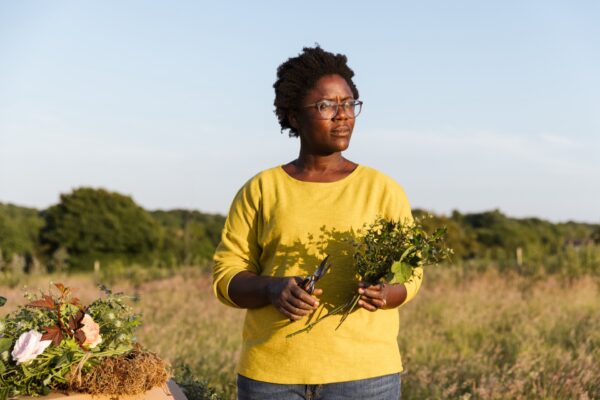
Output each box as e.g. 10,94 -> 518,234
212,165 -> 423,384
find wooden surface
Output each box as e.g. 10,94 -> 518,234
15,380 -> 187,400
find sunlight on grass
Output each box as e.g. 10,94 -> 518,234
2,267 -> 599,399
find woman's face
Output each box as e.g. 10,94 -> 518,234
292,74 -> 356,155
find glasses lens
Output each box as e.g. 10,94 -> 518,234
315,100 -> 362,119
341,101 -> 358,118
351,100 -> 362,118
317,101 -> 337,119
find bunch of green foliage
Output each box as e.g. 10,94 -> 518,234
354,217 -> 452,284
0,284 -> 145,398
289,216 -> 453,336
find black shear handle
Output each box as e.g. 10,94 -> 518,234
299,277 -> 315,294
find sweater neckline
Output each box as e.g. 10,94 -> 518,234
277,164 -> 363,186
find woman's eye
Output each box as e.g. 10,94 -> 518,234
319,102 -> 335,111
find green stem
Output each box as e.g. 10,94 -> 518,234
285,311 -> 336,338
286,294 -> 360,338
335,294 -> 361,330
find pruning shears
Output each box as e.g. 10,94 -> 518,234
299,255 -> 332,294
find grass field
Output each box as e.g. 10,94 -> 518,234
2,267 -> 599,399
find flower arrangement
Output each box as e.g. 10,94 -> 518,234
0,284 -> 170,398
289,216 -> 453,336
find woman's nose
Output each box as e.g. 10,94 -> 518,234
334,104 -> 350,120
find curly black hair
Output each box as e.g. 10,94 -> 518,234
273,46 -> 360,137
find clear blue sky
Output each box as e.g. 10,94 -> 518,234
1,1 -> 599,222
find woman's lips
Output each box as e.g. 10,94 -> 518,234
331,127 -> 351,136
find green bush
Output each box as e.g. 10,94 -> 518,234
40,188 -> 162,270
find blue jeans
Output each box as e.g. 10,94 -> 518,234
237,373 -> 401,400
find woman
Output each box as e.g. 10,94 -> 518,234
212,46 -> 423,400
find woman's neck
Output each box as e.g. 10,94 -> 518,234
283,152 -> 358,182
294,151 -> 346,173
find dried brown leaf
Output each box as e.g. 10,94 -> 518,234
69,297 -> 82,307
27,294 -> 56,310
68,309 -> 85,331
74,329 -> 86,345
54,282 -> 73,301
42,325 -> 64,346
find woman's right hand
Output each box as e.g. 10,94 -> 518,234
266,277 -> 322,321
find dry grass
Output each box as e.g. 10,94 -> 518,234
399,269 -> 600,399
69,349 -> 170,395
2,267 -> 599,399
133,270 -> 241,398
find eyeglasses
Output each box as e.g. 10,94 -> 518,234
302,99 -> 363,119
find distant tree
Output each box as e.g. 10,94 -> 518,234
4,190 -> 597,273
9,254 -> 26,275
0,203 -> 44,259
413,209 -> 479,259
40,188 -> 162,269
51,246 -> 70,273
592,227 -> 600,245
151,210 -> 225,266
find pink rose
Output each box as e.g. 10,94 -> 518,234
11,330 -> 52,364
80,314 -> 102,349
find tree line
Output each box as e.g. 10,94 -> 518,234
0,187 -> 598,274
0,188 -> 224,272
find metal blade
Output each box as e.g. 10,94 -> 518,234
313,255 -> 331,280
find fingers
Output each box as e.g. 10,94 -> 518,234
293,286 -> 320,307
281,294 -> 319,321
288,291 -> 317,311
358,282 -> 384,297
358,296 -> 386,311
271,277 -> 321,321
279,302 -> 311,321
357,282 -> 387,312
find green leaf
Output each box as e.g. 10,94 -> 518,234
390,261 -> 414,284
0,297 -> 6,307
0,338 -> 12,353
43,374 -> 53,386
391,260 -> 403,274
399,245 -> 415,263
21,364 -> 32,378
50,353 -> 69,369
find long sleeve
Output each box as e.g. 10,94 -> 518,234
400,266 -> 423,306
212,178 -> 262,308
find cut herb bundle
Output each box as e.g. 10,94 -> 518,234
0,284 -> 170,398
288,216 -> 453,337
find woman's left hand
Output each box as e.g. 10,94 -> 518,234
357,282 -> 408,311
